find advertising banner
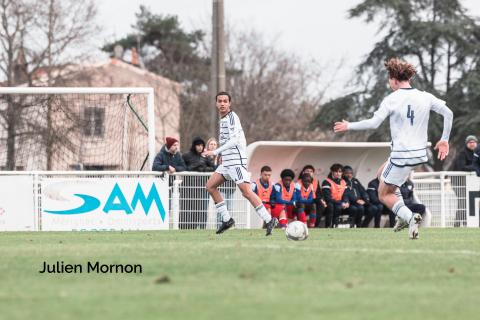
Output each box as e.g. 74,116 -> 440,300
41,177 -> 169,231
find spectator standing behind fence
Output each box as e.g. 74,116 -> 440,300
152,137 -> 186,173
206,137 -> 221,168
473,142 -> 480,177
298,165 -> 327,227
451,135 -> 479,225
342,166 -> 370,228
179,137 -> 215,229
366,178 -> 384,228
399,179 -> 426,217
322,164 -> 349,228
452,135 -> 478,171
183,137 -> 216,172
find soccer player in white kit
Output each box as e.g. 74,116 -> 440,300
204,92 -> 278,235
334,58 -> 453,239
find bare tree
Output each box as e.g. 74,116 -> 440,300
0,0 -> 98,170
225,28 -> 329,143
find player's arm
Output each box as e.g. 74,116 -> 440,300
321,180 -> 341,205
367,180 -> 380,204
152,152 -> 169,171
431,97 -> 453,161
334,101 -> 390,133
251,182 -> 258,194
211,115 -> 243,156
357,180 -> 370,204
270,184 -> 280,207
292,183 -> 301,207
174,153 -> 187,172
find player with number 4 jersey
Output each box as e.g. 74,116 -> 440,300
334,58 -> 453,239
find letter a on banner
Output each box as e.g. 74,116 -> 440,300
103,183 -> 132,214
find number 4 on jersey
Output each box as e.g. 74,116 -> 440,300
407,105 -> 415,126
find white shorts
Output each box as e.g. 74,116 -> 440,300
381,161 -> 416,187
215,165 -> 251,185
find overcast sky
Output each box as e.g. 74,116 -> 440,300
96,0 -> 480,97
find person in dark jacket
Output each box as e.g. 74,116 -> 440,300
473,145 -> 480,177
342,166 -> 370,227
451,135 -> 479,225
182,137 -> 216,172
400,179 -> 426,216
452,135 -> 478,172
152,137 -> 186,173
178,137 -> 215,229
365,178 -> 384,228
322,163 -> 349,228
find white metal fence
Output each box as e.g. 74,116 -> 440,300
168,172 -> 253,230
169,171 -> 479,230
1,170 -> 479,231
411,171 -> 472,227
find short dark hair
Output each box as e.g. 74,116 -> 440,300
300,173 -> 313,182
343,165 -> 353,172
260,165 -> 272,173
330,163 -> 343,172
216,91 -> 231,102
280,169 -> 295,179
298,164 -> 315,179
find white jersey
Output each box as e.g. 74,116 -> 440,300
348,88 -> 453,166
213,111 -> 248,168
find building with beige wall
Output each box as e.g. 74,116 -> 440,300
0,58 -> 181,171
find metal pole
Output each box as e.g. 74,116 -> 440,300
440,172 -> 446,227
147,91 -> 156,170
210,0 -> 225,138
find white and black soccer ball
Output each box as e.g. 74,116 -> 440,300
285,221 -> 309,241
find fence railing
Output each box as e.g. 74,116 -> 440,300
1,170 -> 478,231
168,172 -> 253,230
411,171 -> 473,227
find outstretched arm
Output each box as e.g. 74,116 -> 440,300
334,114 -> 385,133
334,101 -> 390,133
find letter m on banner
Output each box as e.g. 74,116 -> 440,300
131,183 -> 167,221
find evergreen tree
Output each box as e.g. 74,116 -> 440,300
312,0 -> 480,169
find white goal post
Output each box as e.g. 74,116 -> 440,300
0,87 -> 156,170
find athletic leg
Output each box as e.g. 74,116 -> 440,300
379,163 -> 421,239
237,182 -> 277,235
206,172 -> 234,234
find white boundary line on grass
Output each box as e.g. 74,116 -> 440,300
210,243 -> 480,257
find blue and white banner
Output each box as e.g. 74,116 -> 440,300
41,177 -> 169,231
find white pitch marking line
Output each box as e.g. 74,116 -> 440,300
205,243 -> 480,257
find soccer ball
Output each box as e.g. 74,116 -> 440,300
285,221 -> 309,241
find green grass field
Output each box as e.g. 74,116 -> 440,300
1,228 -> 480,320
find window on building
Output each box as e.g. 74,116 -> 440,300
84,107 -> 105,137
